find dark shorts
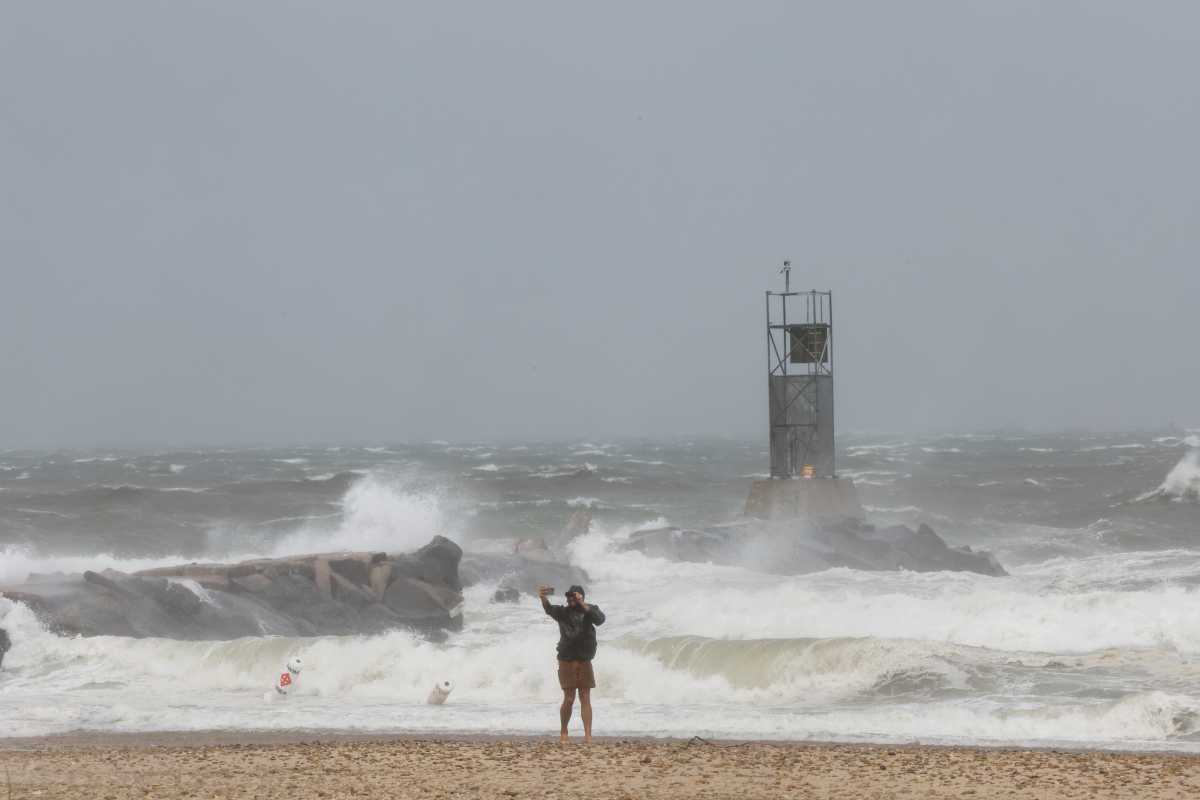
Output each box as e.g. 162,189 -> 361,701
558,659 -> 596,690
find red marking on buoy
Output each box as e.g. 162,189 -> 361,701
279,673 -> 292,687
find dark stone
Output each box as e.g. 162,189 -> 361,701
459,553 -> 590,599
330,572 -> 376,609
328,556 -> 372,587
383,576 -> 463,632
0,627 -> 9,669
231,573 -> 273,594
619,519 -> 1007,577
0,536 -> 466,640
491,587 -> 521,604
359,602 -> 405,631
622,527 -> 729,563
389,536 -> 463,592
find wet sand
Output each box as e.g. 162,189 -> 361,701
2,732 -> 1199,799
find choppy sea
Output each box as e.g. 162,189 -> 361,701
2,431 -> 1199,749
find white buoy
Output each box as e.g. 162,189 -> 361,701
263,656 -> 304,702
427,679 -> 454,705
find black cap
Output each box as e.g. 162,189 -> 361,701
566,584 -> 585,598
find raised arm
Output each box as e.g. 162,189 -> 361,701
538,584 -> 564,619
585,604 -> 605,626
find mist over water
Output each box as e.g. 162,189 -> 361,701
2,432 -> 1200,748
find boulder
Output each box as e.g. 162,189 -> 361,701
459,552 -> 590,599
0,536 -> 466,640
462,511 -> 593,598
0,627 -> 9,669
383,576 -> 463,633
231,573 -> 273,594
328,555 -> 375,587
491,586 -> 521,604
390,537 -> 463,592
330,571 -> 377,609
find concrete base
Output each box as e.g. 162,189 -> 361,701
744,478 -> 863,520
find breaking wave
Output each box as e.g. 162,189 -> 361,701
565,524 -> 1200,655
0,477 -> 448,584
6,435 -> 1200,748
1136,438 -> 1200,502
4,595 -> 1198,745
268,477 -> 448,556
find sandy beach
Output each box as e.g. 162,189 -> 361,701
2,733 -> 1199,799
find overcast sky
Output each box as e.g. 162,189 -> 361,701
2,2 -> 1197,447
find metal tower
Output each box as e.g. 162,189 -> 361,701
764,262 -> 835,479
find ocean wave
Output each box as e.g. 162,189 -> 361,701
789,690 -> 1200,745
4,593 -> 1197,746
1135,447 -> 1200,503
566,497 -> 602,508
564,526 -> 1200,655
531,462 -> 598,479
845,443 -> 911,456
268,478 -> 449,556
474,498 -> 555,510
0,545 -> 206,585
1,474 -> 358,516
615,635 -> 982,702
0,477 -> 444,584
840,469 -> 900,486
862,505 -> 923,514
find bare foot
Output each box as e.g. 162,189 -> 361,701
584,735 -> 593,744
560,733 -> 569,744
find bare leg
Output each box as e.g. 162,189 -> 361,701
559,689 -> 576,742
579,688 -> 593,742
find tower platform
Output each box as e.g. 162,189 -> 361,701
744,478 -> 863,520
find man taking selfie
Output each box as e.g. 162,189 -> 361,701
538,583 -> 606,742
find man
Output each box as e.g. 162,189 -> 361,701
538,583 -> 605,742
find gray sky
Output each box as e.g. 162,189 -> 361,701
2,1 -> 1197,447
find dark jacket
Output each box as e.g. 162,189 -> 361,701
543,602 -> 606,661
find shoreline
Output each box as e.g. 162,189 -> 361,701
2,728 -> 1198,758
3,732 -> 1199,799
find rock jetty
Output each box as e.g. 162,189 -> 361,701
0,536 -> 464,640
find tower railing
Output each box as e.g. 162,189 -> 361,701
765,263 -> 835,478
